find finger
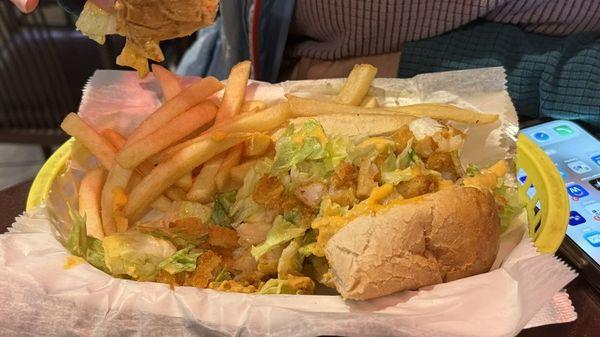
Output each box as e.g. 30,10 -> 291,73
10,0 -> 39,13
90,0 -> 116,13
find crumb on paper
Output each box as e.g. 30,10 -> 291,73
64,256 -> 86,269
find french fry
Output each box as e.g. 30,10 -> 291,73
360,95 -> 378,108
216,60 -> 251,123
125,133 -> 250,221
175,172 -> 193,191
101,164 -> 133,235
61,113 -> 116,169
287,95 -> 499,124
102,129 -> 153,177
150,63 -> 200,196
151,196 -> 173,212
140,65 -> 189,182
101,129 -> 126,149
287,115 -> 415,138
243,133 -> 271,157
125,76 -> 224,146
78,167 -> 106,239
127,170 -> 144,192
165,187 -> 188,201
158,102 -> 290,161
224,176 -> 243,192
240,100 -> 266,114
113,187 -> 129,233
334,64 -> 377,106
387,104 -> 500,124
152,64 -> 182,100
230,159 -> 260,184
215,145 -> 243,191
101,128 -> 173,216
116,101 -> 218,169
187,154 -> 225,202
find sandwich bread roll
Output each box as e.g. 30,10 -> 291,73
113,0 -> 218,75
325,186 -> 500,300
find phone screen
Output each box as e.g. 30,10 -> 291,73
521,120 -> 600,266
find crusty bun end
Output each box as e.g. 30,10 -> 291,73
325,186 -> 500,300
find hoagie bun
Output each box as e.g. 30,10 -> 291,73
325,186 -> 500,300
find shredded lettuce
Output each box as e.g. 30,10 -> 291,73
75,1 -> 116,45
297,228 -> 318,257
231,198 -> 265,225
138,227 -> 207,250
231,158 -> 272,224
167,201 -> 212,224
211,191 -> 237,228
65,204 -> 109,273
347,137 -> 396,165
86,237 -> 110,273
277,238 -> 304,278
251,214 -> 308,260
258,276 -> 315,295
272,120 -> 348,181
65,205 -> 88,258
288,161 -> 328,185
214,268 -> 232,282
158,246 -> 202,275
381,165 -> 414,185
237,158 -> 273,200
495,186 -> 526,231
103,233 -> 177,281
272,120 -> 328,174
305,256 -> 334,287
323,136 -> 350,171
466,164 -> 482,177
380,147 -> 420,185
317,197 -> 348,218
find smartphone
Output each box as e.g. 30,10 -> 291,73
521,119 -> 600,291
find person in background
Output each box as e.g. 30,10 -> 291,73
10,0 -> 600,129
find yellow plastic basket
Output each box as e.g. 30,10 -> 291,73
515,133 -> 570,253
26,134 -> 570,253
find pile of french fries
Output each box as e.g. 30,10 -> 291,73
61,63 -> 498,240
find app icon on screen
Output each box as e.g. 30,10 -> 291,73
589,178 -> 600,191
532,132 -> 551,142
592,154 -> 600,167
569,211 -> 586,226
553,125 -> 575,136
566,160 -> 592,174
584,203 -> 600,221
567,184 -> 589,199
584,232 -> 600,247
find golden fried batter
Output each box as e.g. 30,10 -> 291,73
426,152 -> 460,180
184,250 -> 222,288
208,225 -> 239,249
397,174 -> 439,199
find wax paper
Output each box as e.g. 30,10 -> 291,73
0,68 -> 578,337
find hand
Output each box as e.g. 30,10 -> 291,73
9,0 -> 116,14
9,0 -> 38,13
91,0 -> 116,13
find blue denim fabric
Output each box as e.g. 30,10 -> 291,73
177,0 -> 295,83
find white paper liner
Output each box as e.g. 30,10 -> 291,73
0,67 -> 578,336
1,207 -> 576,337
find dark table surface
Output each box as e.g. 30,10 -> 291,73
2,180 -> 600,336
